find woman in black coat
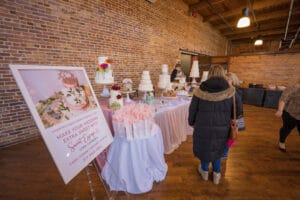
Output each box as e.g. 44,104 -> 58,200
188,65 -> 243,185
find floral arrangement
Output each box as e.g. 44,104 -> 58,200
122,78 -> 133,84
111,84 -> 121,90
96,59 -> 112,72
122,78 -> 133,91
112,103 -> 155,125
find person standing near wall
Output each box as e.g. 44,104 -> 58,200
188,65 -> 242,185
170,63 -> 184,82
275,81 -> 300,152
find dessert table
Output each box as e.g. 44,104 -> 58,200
97,98 -> 192,152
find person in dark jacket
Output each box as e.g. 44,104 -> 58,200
188,65 -> 242,185
170,63 -> 184,82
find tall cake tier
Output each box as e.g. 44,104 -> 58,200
158,64 -> 170,89
161,64 -> 168,75
138,70 -> 153,91
95,56 -> 114,84
190,60 -> 200,78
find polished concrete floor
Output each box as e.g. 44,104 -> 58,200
1,105 -> 300,200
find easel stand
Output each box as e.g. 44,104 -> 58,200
92,158 -> 130,200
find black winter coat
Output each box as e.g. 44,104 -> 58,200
188,77 -> 243,162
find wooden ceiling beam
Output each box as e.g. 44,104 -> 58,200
226,25 -> 299,40
215,6 -> 300,30
221,17 -> 300,36
205,0 -> 290,23
189,0 -> 226,12
230,32 -> 298,44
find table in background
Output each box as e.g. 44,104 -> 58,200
263,89 -> 282,108
240,88 -> 283,109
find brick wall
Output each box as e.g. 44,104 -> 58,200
229,53 -> 300,88
0,0 -> 227,147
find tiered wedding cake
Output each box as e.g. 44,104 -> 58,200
190,60 -> 200,83
158,64 -> 171,89
138,71 -> 153,91
95,57 -> 114,84
109,85 -> 123,109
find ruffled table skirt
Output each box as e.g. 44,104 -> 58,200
101,128 -> 167,194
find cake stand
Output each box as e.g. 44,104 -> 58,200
99,82 -> 114,97
139,89 -> 153,101
120,89 -> 136,103
191,77 -> 198,84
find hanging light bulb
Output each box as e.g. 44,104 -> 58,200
237,8 -> 250,28
254,38 -> 263,45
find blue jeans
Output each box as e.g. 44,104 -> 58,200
222,145 -> 230,158
201,158 -> 221,173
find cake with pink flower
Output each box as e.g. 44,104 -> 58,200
95,57 -> 114,84
109,84 -> 123,109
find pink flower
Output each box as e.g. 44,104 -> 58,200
100,63 -> 109,69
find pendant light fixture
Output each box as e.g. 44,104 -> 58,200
237,8 -> 250,28
254,35 -> 263,46
254,38 -> 263,46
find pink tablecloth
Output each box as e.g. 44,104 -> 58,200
154,99 -> 193,154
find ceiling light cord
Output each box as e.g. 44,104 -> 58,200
284,0 -> 295,40
247,0 -> 259,29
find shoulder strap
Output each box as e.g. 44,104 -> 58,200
233,95 -> 236,121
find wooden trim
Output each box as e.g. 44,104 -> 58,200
228,50 -> 300,57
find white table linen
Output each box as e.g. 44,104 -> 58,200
101,121 -> 167,194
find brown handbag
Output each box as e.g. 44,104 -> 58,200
229,95 -> 239,140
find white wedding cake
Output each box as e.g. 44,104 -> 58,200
95,57 -> 114,84
158,64 -> 171,89
138,71 -> 153,91
109,85 -> 123,109
190,60 -> 200,78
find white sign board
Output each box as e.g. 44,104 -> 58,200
10,65 -> 113,184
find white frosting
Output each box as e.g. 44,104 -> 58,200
109,90 -> 123,108
138,84 -> 153,91
142,71 -> 150,75
139,71 -> 153,91
161,64 -> 168,75
190,60 -> 200,78
95,71 -> 114,84
141,79 -> 152,84
95,56 -> 114,84
158,75 -> 171,89
158,64 -> 171,89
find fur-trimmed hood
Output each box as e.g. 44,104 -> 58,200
193,85 -> 235,102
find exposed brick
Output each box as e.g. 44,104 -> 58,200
0,0 -> 227,146
229,53 -> 300,87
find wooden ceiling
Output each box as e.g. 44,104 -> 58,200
183,0 -> 300,48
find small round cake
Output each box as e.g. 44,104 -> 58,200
122,78 -> 133,91
109,85 -> 123,109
